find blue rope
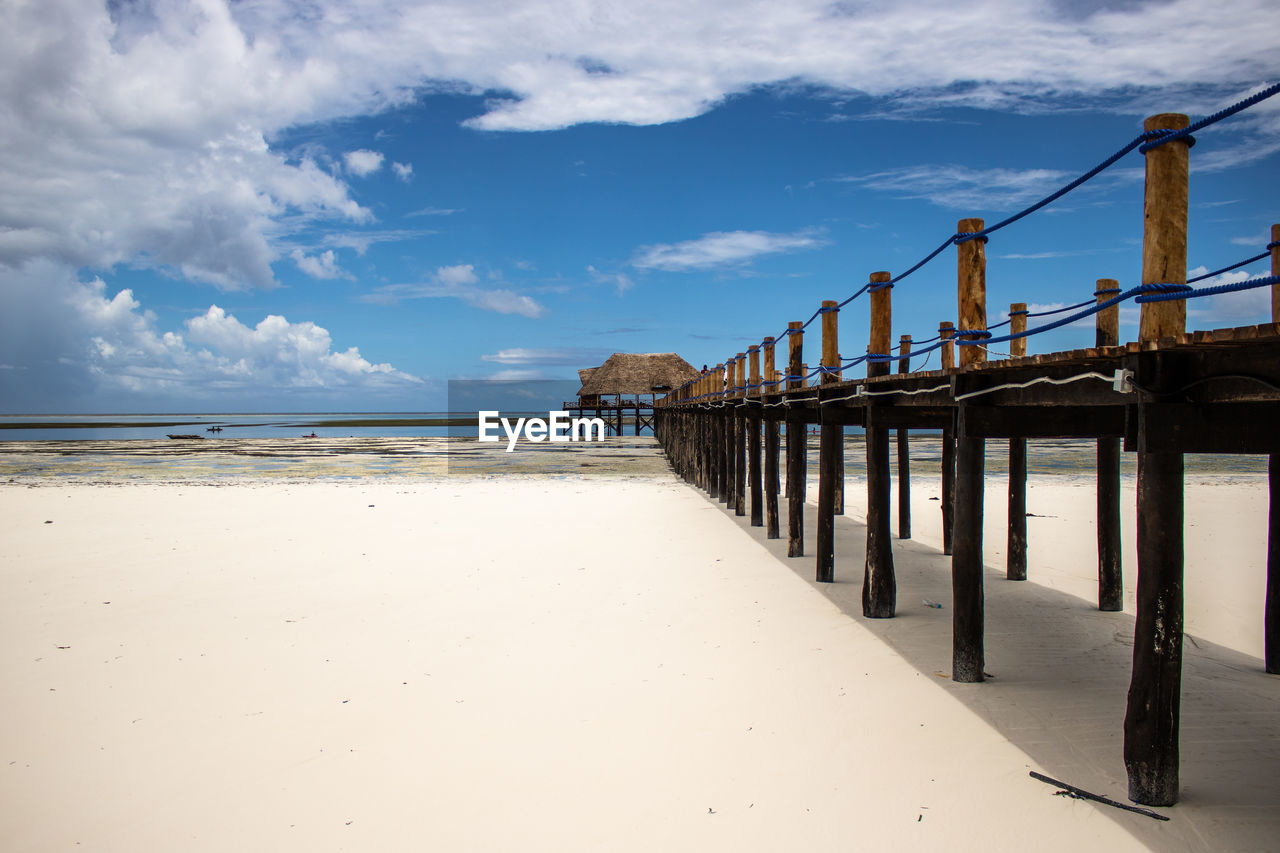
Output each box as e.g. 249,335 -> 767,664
837,283 -> 871,309
1136,273 -> 1280,302
1187,250 -> 1270,283
1140,82 -> 1280,153
955,282 -> 1191,347
954,130 -> 1163,245
668,85 -> 1280,401
1025,297 -> 1096,318
888,235 -> 959,286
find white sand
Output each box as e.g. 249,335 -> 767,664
836,472 -> 1271,658
1,478 -> 1155,852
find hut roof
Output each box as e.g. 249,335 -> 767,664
577,367 -> 596,384
577,352 -> 699,396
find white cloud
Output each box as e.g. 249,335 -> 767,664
344,149 -> 385,177
1186,268 -> 1269,324
437,264 -> 479,286
290,248 -> 351,280
587,265 -> 634,295
481,347 -> 611,365
406,207 -> 461,217
391,161 -> 414,181
836,165 -> 1075,211
321,229 -> 435,255
0,260 -> 418,410
4,0 -> 1276,293
632,229 -> 827,272
364,264 -> 547,318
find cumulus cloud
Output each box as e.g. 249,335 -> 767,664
632,229 -> 827,272
290,248 -> 351,279
0,261 -> 419,410
1185,266 -> 1270,324
344,149 -> 385,176
391,162 -> 414,182
5,0 -> 1275,292
364,264 -> 547,318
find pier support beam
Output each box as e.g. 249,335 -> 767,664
1007,303 -> 1028,581
953,414 -> 985,683
763,338 -> 781,539
1124,111 -> 1190,807
940,321 -> 956,556
1268,225 -> 1280,673
722,360 -> 735,506
786,323 -> 806,557
1096,282 -> 1124,611
864,272 -> 896,616
897,334 -> 912,540
952,217 -> 987,683
817,301 -> 840,583
748,347 -> 763,527
734,353 -> 747,517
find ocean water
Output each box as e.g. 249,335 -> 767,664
0,412 -> 462,441
0,414 -> 1266,481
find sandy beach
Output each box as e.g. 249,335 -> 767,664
2,441 -> 1277,851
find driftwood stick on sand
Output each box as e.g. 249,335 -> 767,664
1029,771 -> 1170,821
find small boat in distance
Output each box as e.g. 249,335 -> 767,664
205,426 -> 223,433
166,434 -> 204,440
302,432 -> 318,438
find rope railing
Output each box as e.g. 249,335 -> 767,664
665,83 -> 1280,400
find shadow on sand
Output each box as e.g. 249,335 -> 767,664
704,480 -> 1280,853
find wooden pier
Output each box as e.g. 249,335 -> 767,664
652,110 -> 1280,809
562,394 -> 658,437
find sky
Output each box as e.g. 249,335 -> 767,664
2,0 -> 1279,413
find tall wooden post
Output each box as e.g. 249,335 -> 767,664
763,338 -> 781,539
940,321 -> 956,556
748,346 -> 763,527
1096,281 -> 1124,612
817,301 -> 840,583
786,323 -> 806,557
722,359 -> 735,506
734,353 -> 747,517
1007,303 -> 1028,581
953,218 -> 986,683
864,274 -> 896,616
1270,225 -> 1280,673
1125,112 -> 1190,808
897,333 -> 912,540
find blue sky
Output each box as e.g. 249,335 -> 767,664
2,0 -> 1279,412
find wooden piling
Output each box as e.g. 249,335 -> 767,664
722,359 -> 735,506
748,346 -> 763,527
1271,225 -> 1280,673
940,321 -> 956,556
786,323 -> 806,557
1138,115 -> 1190,343
1125,112 -> 1190,807
817,301 -> 840,583
864,274 -> 896,616
897,333 -> 912,540
734,353 -> 747,517
953,218 -> 987,683
763,338 -> 781,539
957,220 -> 987,368
1096,281 -> 1124,612
1007,302 -> 1028,581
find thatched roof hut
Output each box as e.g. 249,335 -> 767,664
577,353 -> 699,400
